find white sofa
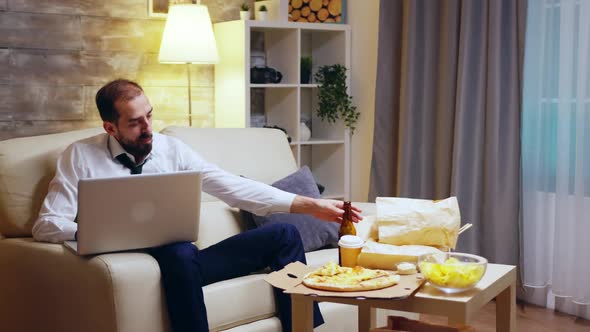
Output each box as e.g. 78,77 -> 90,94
0,126 -> 384,332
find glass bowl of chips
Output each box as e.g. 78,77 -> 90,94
418,252 -> 487,293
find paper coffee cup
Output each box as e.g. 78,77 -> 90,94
338,235 -> 364,267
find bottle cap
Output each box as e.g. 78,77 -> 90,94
338,235 -> 364,248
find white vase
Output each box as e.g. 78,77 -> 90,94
300,122 -> 311,141
240,11 -> 250,20
257,11 -> 268,21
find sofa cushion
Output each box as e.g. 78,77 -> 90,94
219,302 -> 360,332
198,201 -> 251,249
249,167 -> 340,252
204,248 -> 340,331
160,126 -> 298,203
270,166 -> 320,199
204,273 -> 275,331
0,128 -> 104,237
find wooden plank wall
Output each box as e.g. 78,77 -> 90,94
0,0 -> 246,140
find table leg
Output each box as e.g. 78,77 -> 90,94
291,294 -> 314,332
358,304 -> 376,332
496,283 -> 516,332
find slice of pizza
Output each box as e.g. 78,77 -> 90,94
313,261 -> 348,276
303,262 -> 400,292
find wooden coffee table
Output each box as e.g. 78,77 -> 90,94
291,264 -> 516,332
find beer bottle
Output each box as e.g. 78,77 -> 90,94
339,201 -> 356,238
338,201 -> 356,265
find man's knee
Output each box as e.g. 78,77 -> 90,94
151,242 -> 198,273
272,223 -> 303,247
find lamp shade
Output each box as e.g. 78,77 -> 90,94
158,4 -> 219,64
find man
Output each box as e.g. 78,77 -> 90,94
32,79 -> 362,332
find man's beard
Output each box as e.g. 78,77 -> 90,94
117,132 -> 153,160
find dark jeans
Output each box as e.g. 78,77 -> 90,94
148,223 -> 324,332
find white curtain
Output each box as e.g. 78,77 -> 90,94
522,0 -> 590,318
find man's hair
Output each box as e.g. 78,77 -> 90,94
95,79 -> 144,123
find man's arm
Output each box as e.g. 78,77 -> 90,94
32,144 -> 82,243
290,195 -> 363,223
177,139 -> 363,222
177,141 -> 296,215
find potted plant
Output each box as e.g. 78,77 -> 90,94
240,3 -> 250,20
300,56 -> 312,84
255,0 -> 281,22
314,64 -> 360,133
257,5 -> 268,20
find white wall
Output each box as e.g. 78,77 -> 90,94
347,0 -> 380,202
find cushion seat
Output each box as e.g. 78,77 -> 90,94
204,274 -> 275,330
204,248 -> 339,330
220,302 -> 360,332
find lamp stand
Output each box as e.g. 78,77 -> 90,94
187,62 -> 192,127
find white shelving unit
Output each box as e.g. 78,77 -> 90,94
214,20 -> 351,199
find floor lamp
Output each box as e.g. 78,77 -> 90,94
158,1 -> 219,127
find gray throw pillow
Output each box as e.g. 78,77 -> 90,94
250,166 -> 339,252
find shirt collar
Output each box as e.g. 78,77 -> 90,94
107,135 -> 153,164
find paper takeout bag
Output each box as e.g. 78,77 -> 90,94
376,197 -> 461,249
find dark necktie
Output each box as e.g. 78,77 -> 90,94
116,154 -> 144,175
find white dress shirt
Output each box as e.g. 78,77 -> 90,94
32,132 -> 296,243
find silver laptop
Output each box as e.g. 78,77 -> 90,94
64,171 -> 202,255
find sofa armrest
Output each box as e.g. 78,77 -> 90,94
0,238 -> 169,332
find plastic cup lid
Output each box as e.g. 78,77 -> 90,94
338,235 -> 364,248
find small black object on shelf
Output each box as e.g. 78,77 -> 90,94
263,125 -> 291,142
251,66 -> 283,84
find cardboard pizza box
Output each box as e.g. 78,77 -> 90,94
265,262 -> 425,299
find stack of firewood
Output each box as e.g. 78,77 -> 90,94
288,0 -> 342,23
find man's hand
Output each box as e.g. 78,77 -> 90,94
290,195 -> 363,223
